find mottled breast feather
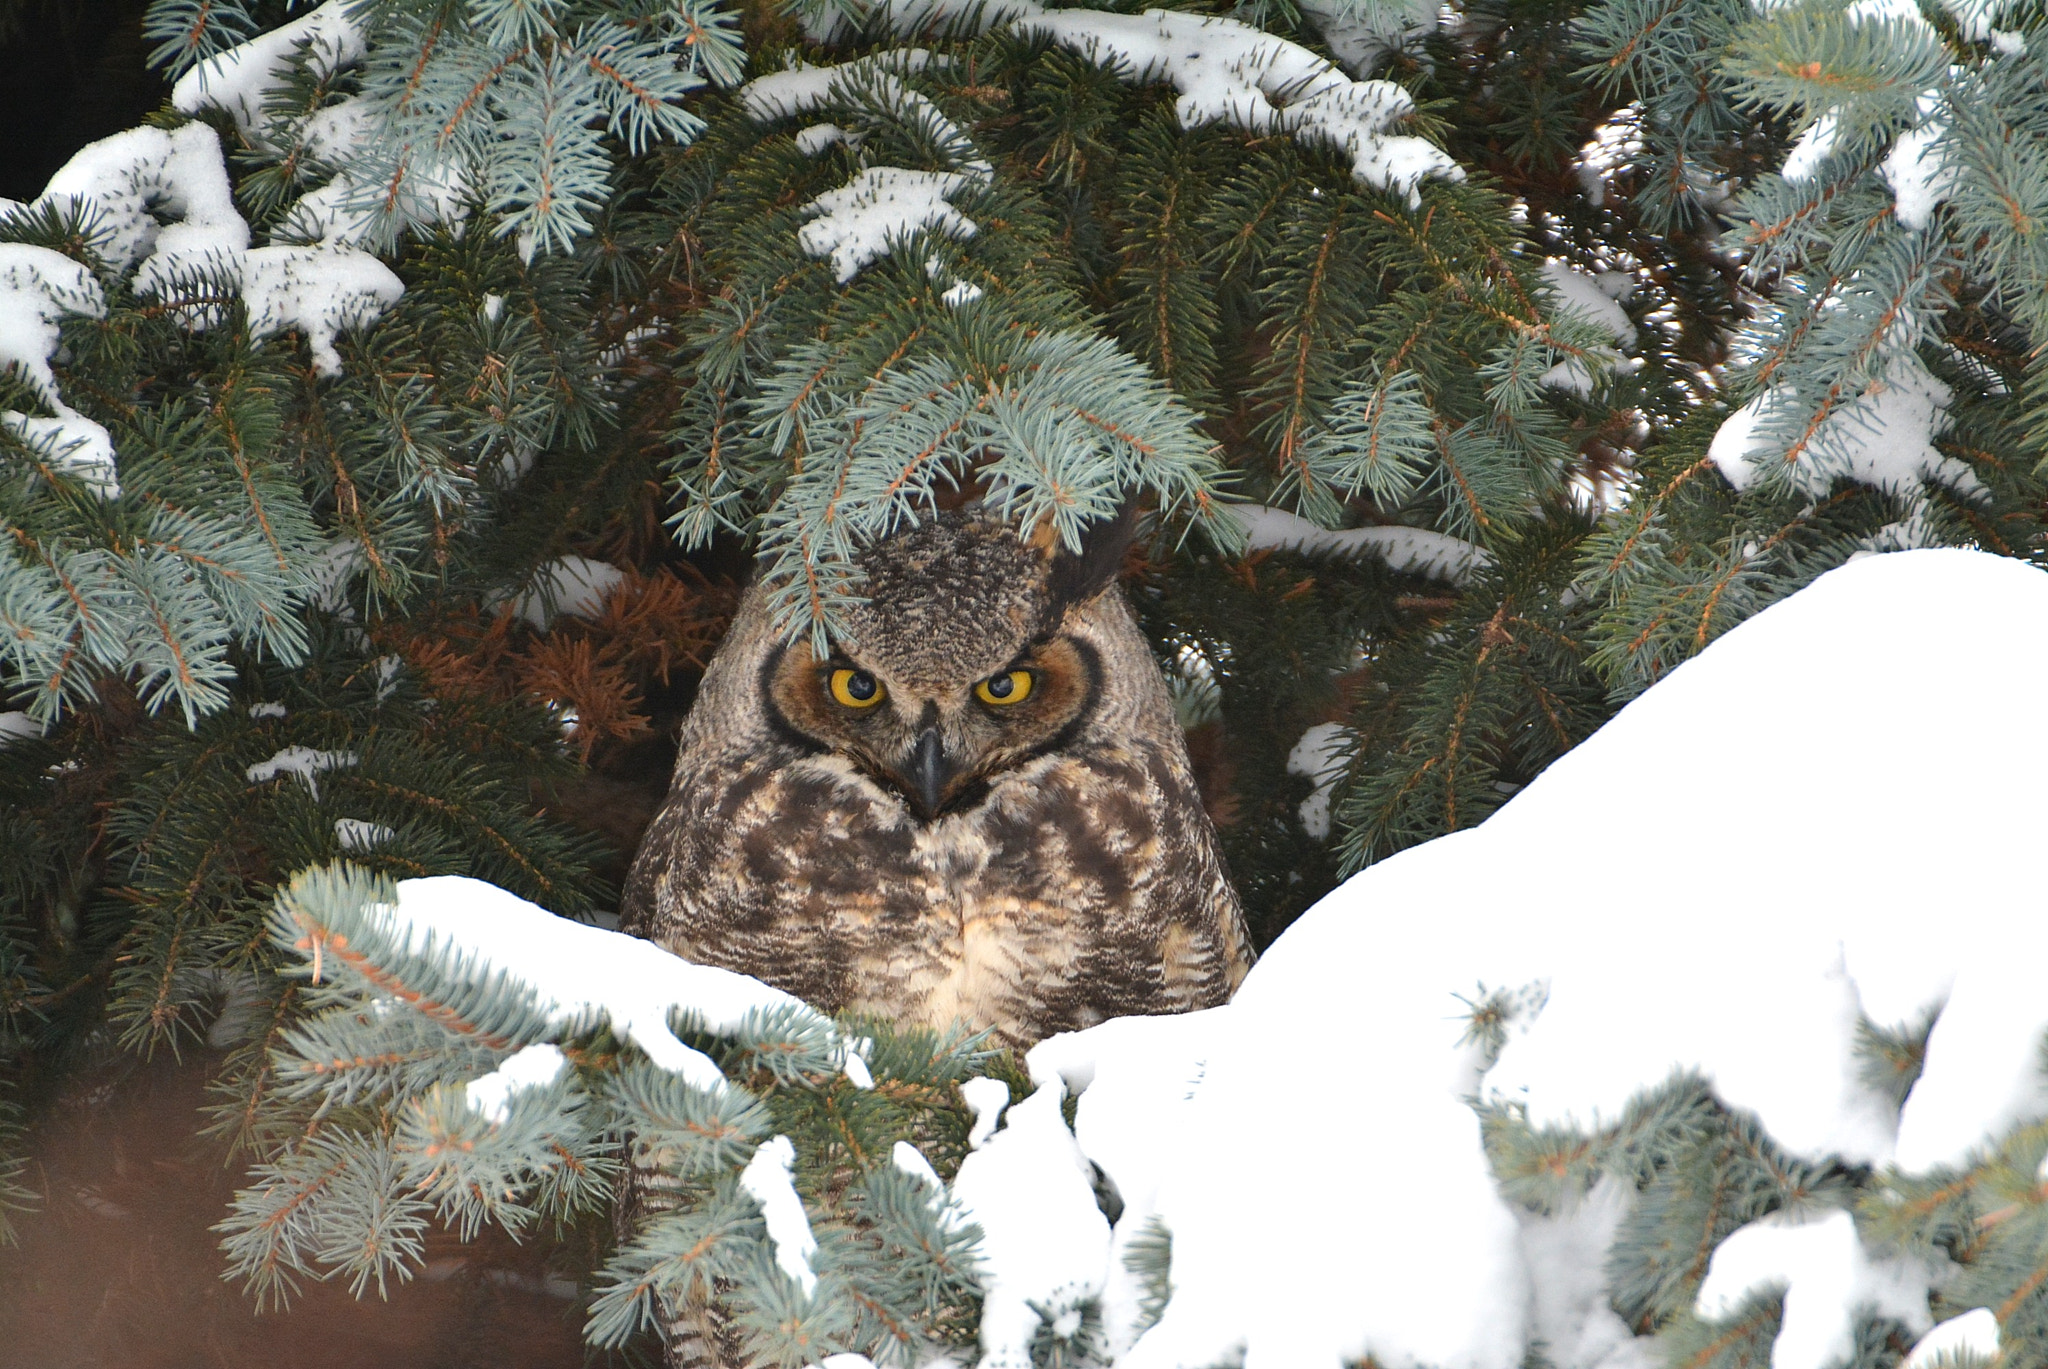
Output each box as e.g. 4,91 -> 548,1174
621,517 -> 1250,1050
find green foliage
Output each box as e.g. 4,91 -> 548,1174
228,863 -> 991,1367
5,0 -> 2048,1361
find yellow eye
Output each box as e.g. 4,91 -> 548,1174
829,668 -> 884,708
975,670 -> 1034,706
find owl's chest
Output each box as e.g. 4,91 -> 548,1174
643,739 -> 1235,1044
755,751 -> 1159,923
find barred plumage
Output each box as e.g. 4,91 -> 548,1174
622,510 -> 1250,1052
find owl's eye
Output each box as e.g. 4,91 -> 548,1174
829,668 -> 885,708
975,670 -> 1034,706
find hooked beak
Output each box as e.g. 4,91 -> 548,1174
902,726 -> 955,819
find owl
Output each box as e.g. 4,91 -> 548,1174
620,509 -> 1251,1050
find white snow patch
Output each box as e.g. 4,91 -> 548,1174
373,877 -> 849,1094
1519,1179 -> 1654,1369
740,50 -> 940,122
2,412 -> 119,498
40,123 -> 249,290
464,1042 -> 568,1123
940,280 -> 984,307
1539,260 -> 1635,394
1696,1211 -> 1932,1369
1016,5 -> 1457,206
1903,1310 -> 1999,1369
241,245 -> 405,376
1232,504 -> 1489,582
247,702 -> 288,719
1300,0 -> 1436,72
1027,1009 -> 1222,1358
334,817 -> 394,851
741,1135 -> 821,1297
1540,260 -> 1635,347
893,1141 -> 948,1194
169,0 -> 365,137
799,168 -> 980,283
246,745 -> 357,799
1882,98 -> 1953,231
795,123 -> 851,155
1286,721 -> 1349,840
742,50 -> 989,186
1708,354 -> 1980,501
0,711 -> 40,747
513,556 -> 626,628
0,243 -> 117,495
950,1081 -> 1111,1369
1,111 -> 403,374
765,7 -> 1459,204
1781,111 -> 1842,182
960,1076 -> 1010,1150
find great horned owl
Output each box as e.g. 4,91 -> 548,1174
621,510 -> 1250,1049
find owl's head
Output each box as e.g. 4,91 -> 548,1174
760,509 -> 1135,820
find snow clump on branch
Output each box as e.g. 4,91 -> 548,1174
740,0 -> 1463,287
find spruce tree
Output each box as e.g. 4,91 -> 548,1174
0,0 -> 2044,1364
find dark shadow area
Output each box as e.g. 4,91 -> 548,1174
0,0 -> 163,201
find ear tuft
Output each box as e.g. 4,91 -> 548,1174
1044,500 -> 1140,608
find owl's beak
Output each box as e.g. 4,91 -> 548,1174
903,726 -> 956,819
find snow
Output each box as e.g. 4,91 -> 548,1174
169,0 -> 365,138
35,123 -> 249,292
755,6 -> 1458,206
334,817 -> 394,851
247,702 -> 288,719
1026,1009 -> 1223,1358
1540,261 -> 1635,347
1708,354 -> 1982,501
740,50 -> 941,122
2,413 -> 119,499
1518,1180 -> 1650,1369
796,123 -> 851,155
741,49 -> 991,184
1285,722 -> 1348,840
1,108 -> 403,377
246,745 -> 357,799
1015,7 -> 1460,207
1780,111 -> 1841,183
1299,0 -> 1436,73
949,1080 -> 1112,1369
513,556 -> 626,629
799,168 -> 980,283
990,550 -> 2048,1369
0,243 -> 117,496
464,1042 -> 568,1123
1903,1310 -> 1999,1369
0,711 -> 39,747
1539,260 -> 1635,394
959,1076 -> 1011,1150
1695,1211 -> 1931,1369
892,1141 -> 949,1196
1231,504 -> 1489,583
241,245 -> 405,376
374,877 -> 853,1095
1881,97 -> 1953,232
741,1135 -> 822,1298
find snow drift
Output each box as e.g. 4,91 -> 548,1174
1027,548 -> 2048,1369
